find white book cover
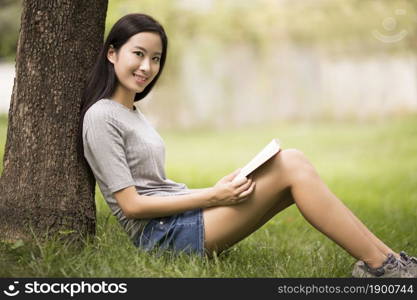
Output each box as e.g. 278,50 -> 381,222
233,139 -> 280,182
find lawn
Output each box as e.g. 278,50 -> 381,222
0,115 -> 416,277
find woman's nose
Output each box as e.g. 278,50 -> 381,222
139,58 -> 151,72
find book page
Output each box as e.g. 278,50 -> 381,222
233,139 -> 280,183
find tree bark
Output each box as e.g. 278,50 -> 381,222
0,0 -> 108,242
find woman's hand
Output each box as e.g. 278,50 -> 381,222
208,169 -> 256,207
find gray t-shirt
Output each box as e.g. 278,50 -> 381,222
83,98 -> 190,241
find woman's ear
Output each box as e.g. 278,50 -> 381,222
107,45 -> 117,64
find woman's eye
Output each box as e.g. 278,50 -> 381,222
134,51 -> 144,57
153,57 -> 161,63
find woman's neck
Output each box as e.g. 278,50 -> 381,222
111,86 -> 135,110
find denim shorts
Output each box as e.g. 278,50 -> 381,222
135,208 -> 206,257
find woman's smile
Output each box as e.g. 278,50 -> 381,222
133,73 -> 149,85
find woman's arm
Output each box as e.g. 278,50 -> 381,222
114,170 -> 256,219
114,186 -> 216,219
187,188 -> 212,193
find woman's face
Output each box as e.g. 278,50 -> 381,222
107,32 -> 163,97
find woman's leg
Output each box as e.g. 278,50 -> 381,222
343,207 -> 399,258
203,149 -> 388,268
254,192 -> 398,259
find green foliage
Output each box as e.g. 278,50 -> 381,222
282,0 -> 417,54
0,0 -> 22,60
0,114 -> 8,174
0,115 -> 416,277
2,0 -> 416,60
107,0 -> 417,56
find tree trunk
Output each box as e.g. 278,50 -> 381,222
0,0 -> 108,242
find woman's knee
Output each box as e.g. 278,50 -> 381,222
282,148 -> 312,163
275,148 -> 318,180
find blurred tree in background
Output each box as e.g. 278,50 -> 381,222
2,0 -> 416,61
3,1 -> 414,61
1,0 -> 416,126
107,0 -> 417,127
106,0 -> 417,54
0,0 -> 22,60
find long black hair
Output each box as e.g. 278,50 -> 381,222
77,13 -> 168,162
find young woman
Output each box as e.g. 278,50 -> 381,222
78,13 -> 416,278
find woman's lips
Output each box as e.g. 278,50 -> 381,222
133,73 -> 148,84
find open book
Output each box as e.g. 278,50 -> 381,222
232,139 -> 280,183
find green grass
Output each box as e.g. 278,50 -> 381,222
0,115 -> 416,277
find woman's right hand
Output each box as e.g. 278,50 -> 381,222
208,169 -> 256,207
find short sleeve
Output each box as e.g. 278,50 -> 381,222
83,113 -> 135,194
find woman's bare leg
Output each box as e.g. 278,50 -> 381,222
343,206 -> 399,258
254,192 -> 398,259
203,149 -> 388,268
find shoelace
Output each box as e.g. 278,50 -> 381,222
385,256 -> 400,270
379,255 -> 410,276
400,251 -> 417,265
